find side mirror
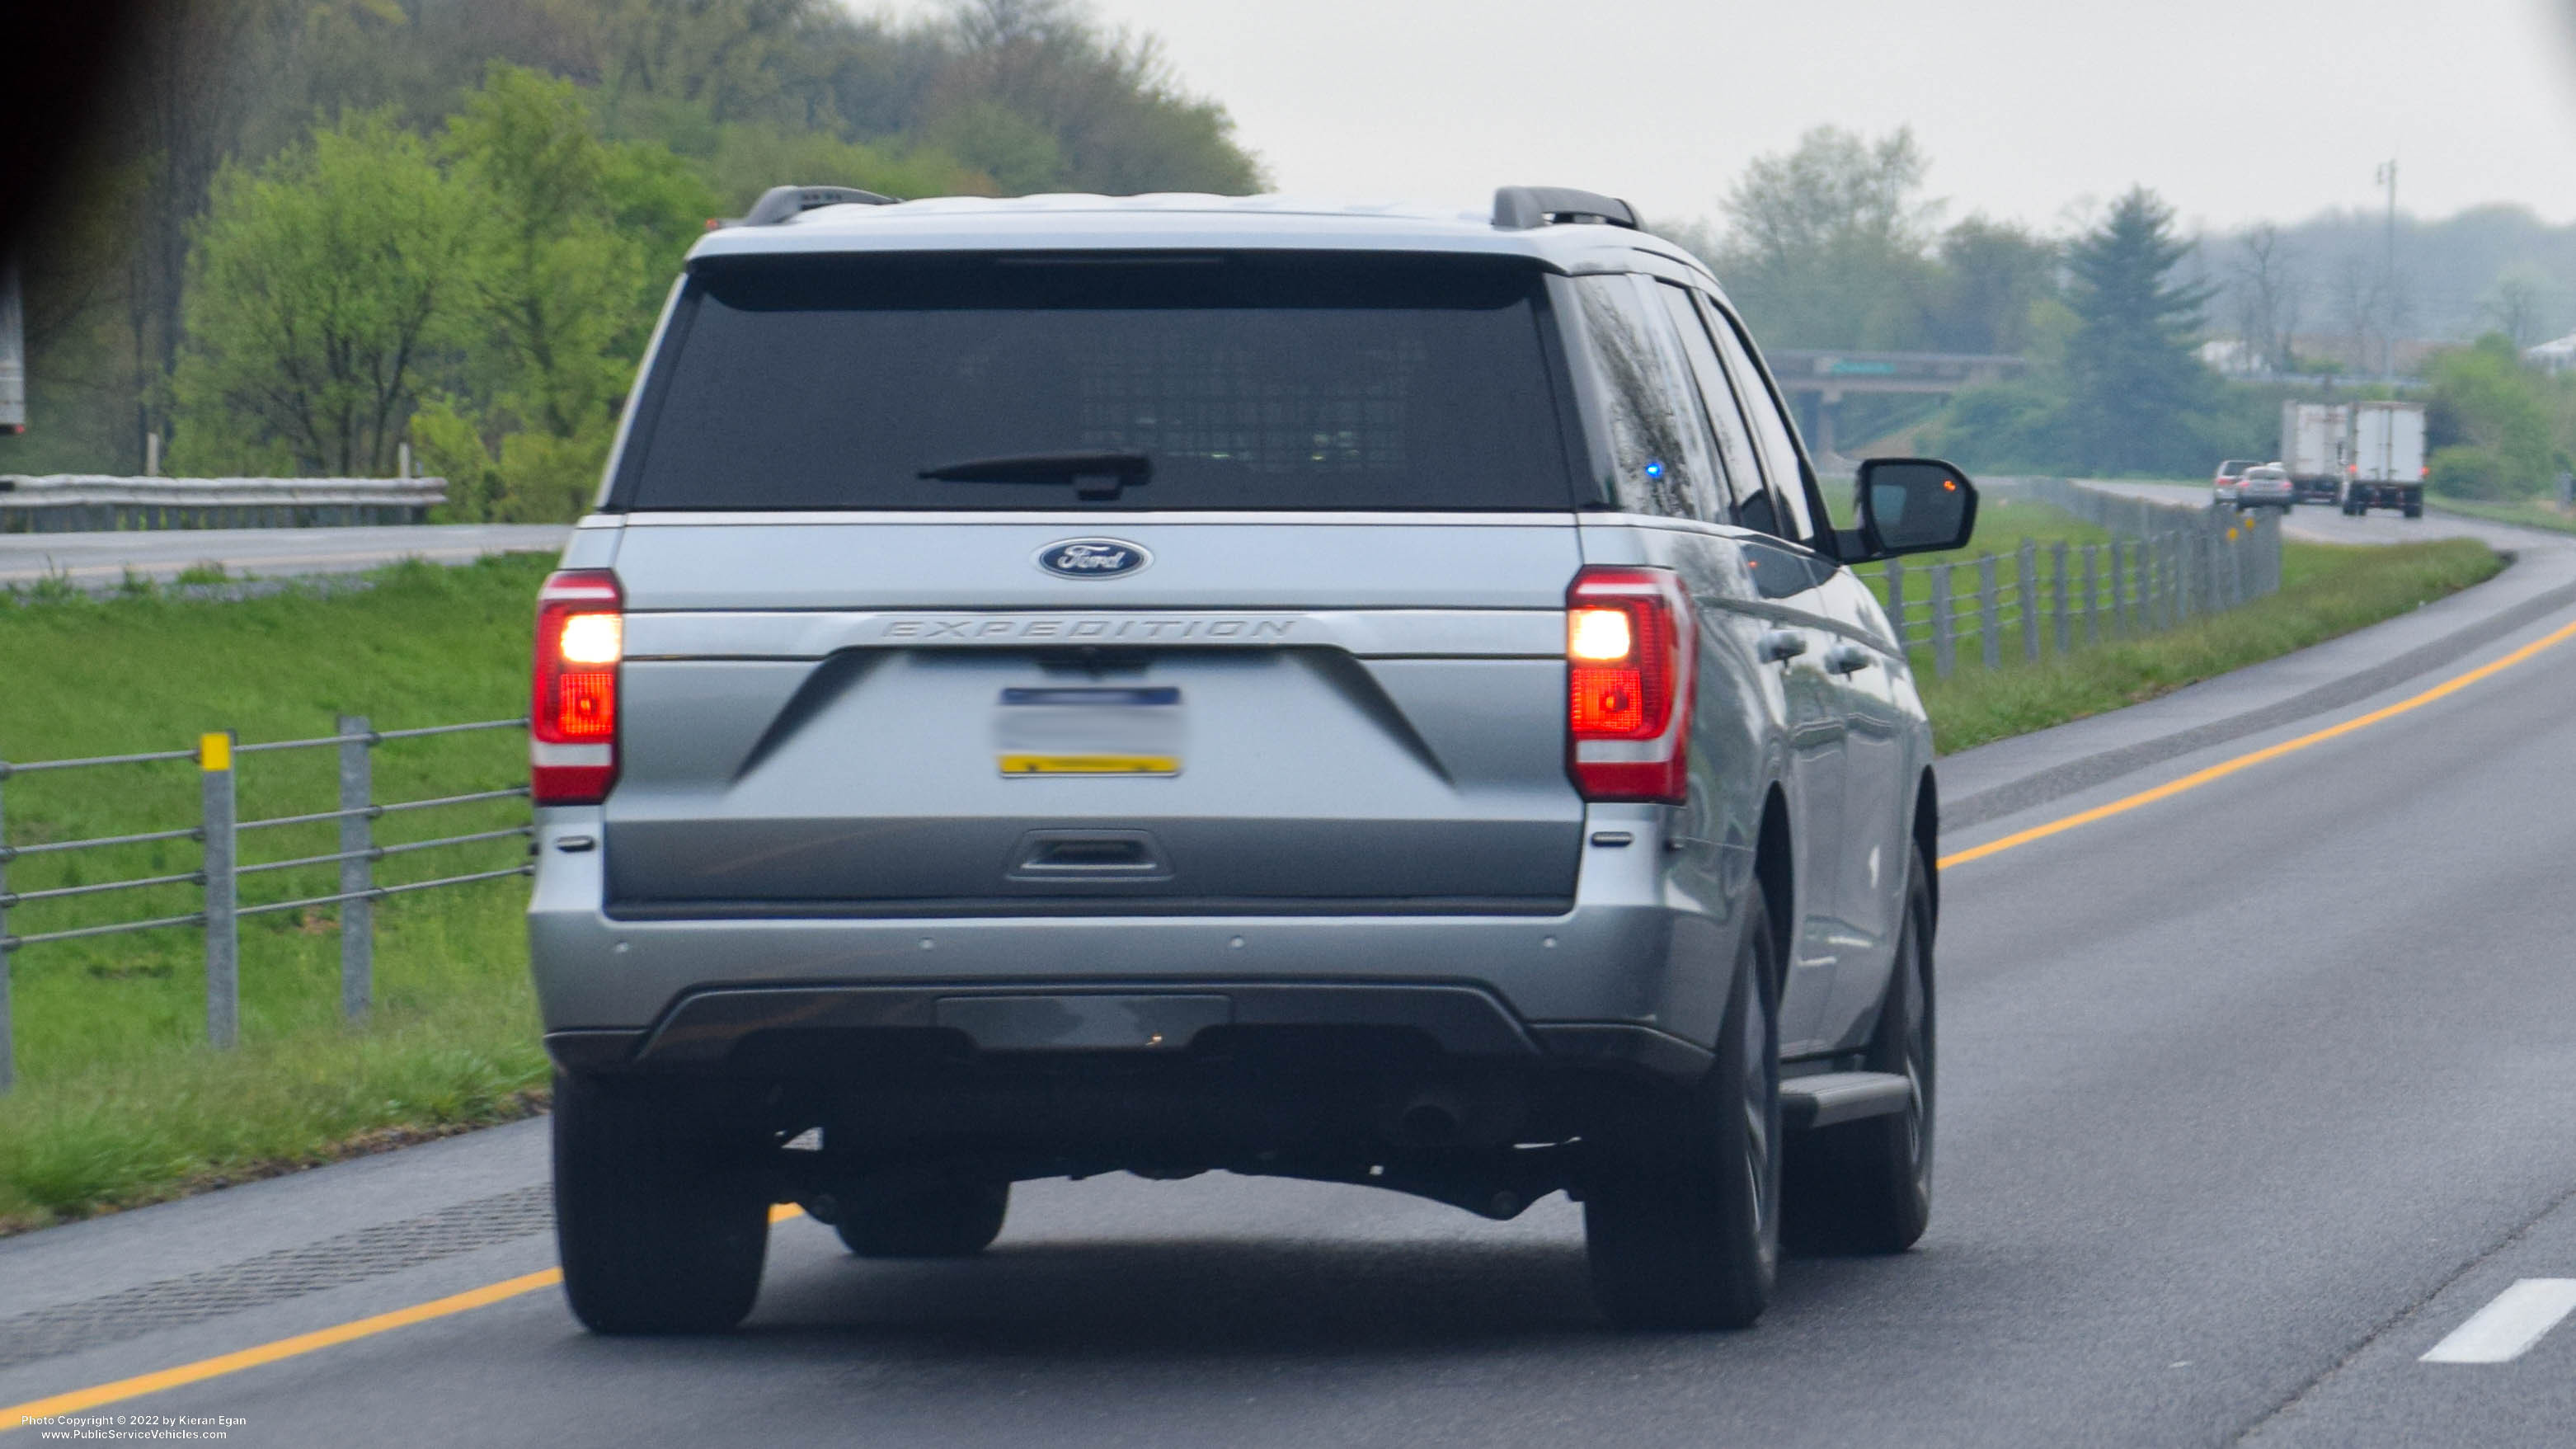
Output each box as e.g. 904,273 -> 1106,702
1847,458 -> 1977,561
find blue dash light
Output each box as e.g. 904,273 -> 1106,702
1643,459 -> 1666,481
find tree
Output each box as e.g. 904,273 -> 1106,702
1923,218 -> 2057,355
444,68 -> 652,432
170,111 -> 471,475
2061,187 -> 2216,473
2424,333 -> 2560,498
2228,224 -> 2304,375
1711,126 -> 1940,350
924,0 -> 1263,195
418,64 -> 735,520
2479,263 -> 2561,350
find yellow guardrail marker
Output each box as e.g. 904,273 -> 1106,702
197,732 -> 230,772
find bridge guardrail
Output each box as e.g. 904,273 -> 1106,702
0,716 -> 529,1092
0,476 -> 449,533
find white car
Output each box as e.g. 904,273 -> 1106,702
2231,463 -> 2294,511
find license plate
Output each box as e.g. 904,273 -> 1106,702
998,753 -> 1181,777
994,686 -> 1182,778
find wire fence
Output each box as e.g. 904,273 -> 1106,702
0,717 -> 529,1093
1850,478 -> 2286,679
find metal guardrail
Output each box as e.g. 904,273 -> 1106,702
0,716 -> 529,1092
1850,478 -> 2285,680
0,476 -> 449,533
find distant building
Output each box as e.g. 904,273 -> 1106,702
2198,339 -> 2262,376
2522,332 -> 2576,375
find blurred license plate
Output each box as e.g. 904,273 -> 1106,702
995,686 -> 1182,778
999,753 -> 1181,776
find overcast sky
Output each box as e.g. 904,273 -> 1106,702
894,0 -> 2576,237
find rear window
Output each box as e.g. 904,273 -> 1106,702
612,253 -> 1577,511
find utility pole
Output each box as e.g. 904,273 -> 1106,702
2375,158 -> 2398,381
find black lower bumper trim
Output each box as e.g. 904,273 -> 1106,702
544,984 -> 1713,1085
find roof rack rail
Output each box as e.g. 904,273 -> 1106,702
732,184 -> 900,228
1492,186 -> 1640,232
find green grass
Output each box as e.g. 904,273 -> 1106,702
0,553 -> 555,1230
2426,493 -> 2576,535
1917,536 -> 2503,753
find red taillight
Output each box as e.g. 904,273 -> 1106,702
1566,567 -> 1694,802
532,570 -> 623,805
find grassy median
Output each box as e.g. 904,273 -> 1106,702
0,555 -> 552,1232
0,520 -> 2512,1231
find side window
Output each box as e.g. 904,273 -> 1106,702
1568,275 -> 1721,520
1701,299 -> 1818,541
1657,285 -> 1781,534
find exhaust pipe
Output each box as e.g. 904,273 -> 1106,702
1394,1089 -> 1464,1146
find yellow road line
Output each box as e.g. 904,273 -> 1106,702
1,1205 -> 805,1431
1940,616 -> 2576,869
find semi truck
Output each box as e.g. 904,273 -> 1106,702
2279,402 -> 2348,504
2342,399 -> 2425,518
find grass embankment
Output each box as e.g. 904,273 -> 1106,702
2427,493 -> 2576,536
1913,534 -> 2501,753
0,555 -> 553,1232
0,516 -> 2512,1231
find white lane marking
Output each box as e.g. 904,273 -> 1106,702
2421,1279 -> 2576,1363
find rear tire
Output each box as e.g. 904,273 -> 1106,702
553,1071 -> 769,1334
833,1171 -> 1010,1258
1784,845 -> 1934,1254
1585,890 -> 1781,1329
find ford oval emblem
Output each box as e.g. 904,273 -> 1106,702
1036,538 -> 1150,579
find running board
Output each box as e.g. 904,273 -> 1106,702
1781,1071 -> 1911,1130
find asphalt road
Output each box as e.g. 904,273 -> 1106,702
0,524 -> 571,587
5,507 -> 2576,1447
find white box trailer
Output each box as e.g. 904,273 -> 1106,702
2279,402 -> 2348,503
2343,400 -> 2425,518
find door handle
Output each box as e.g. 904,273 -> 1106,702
1756,629 -> 1807,664
1824,642 -> 1875,675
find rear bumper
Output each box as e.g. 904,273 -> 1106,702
529,805 -> 1746,1084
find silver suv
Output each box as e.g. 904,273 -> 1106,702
529,185 -> 1978,1334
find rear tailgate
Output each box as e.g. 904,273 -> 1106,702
603,516 -> 1586,915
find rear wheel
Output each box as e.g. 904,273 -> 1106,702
1784,845 -> 1934,1254
553,1071 -> 769,1334
833,1170 -> 1010,1258
1585,890 -> 1781,1329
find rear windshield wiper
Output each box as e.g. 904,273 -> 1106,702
918,451 -> 1151,501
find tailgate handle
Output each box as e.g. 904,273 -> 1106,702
1010,830 -> 1171,880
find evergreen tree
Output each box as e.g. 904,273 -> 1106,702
2063,187 -> 2216,473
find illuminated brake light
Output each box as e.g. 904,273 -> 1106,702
1566,567 -> 1694,802
532,570 -> 623,804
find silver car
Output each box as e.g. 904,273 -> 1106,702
2233,463 -> 2295,511
528,185 -> 1978,1335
